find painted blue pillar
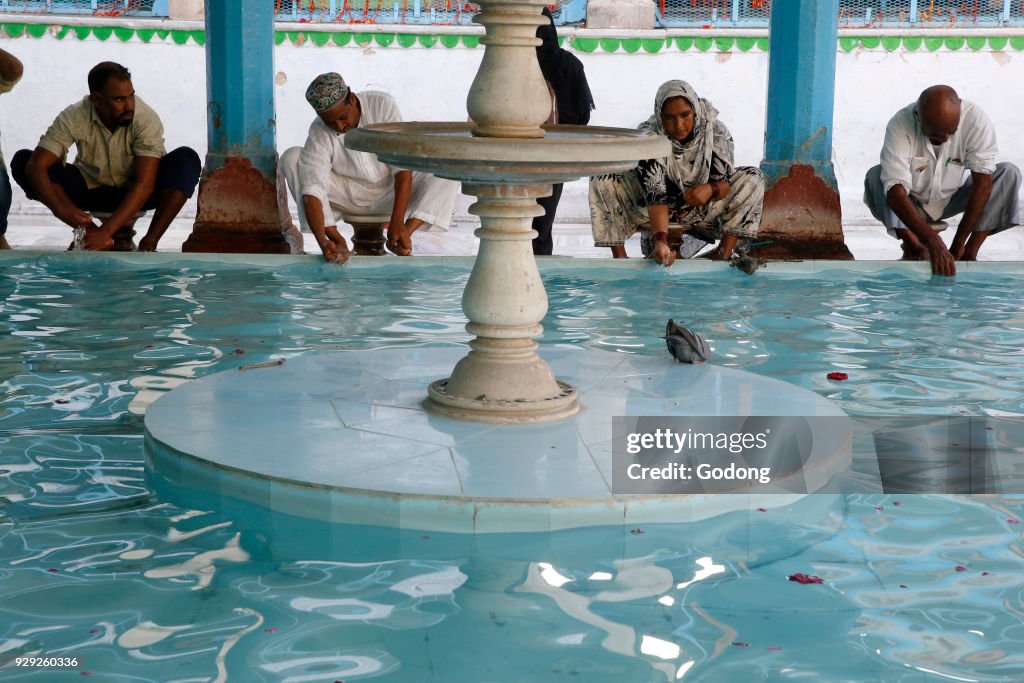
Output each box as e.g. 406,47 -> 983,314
762,0 -> 839,190
185,0 -> 291,253
204,0 -> 276,176
756,0 -> 852,260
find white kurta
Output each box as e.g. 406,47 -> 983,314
280,90 -> 458,232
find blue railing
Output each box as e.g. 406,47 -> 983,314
0,0 -> 166,16
0,0 -> 1021,27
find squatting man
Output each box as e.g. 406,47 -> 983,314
280,72 -> 458,263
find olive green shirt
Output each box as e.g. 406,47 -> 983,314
0,72 -> 20,169
37,95 -> 166,189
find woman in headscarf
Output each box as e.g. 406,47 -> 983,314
532,7 -> 594,256
589,80 -> 764,266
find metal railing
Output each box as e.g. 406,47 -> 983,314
656,0 -> 1022,28
0,0 -> 1021,27
0,0 -> 165,16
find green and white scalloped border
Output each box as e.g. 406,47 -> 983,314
3,23 -> 1024,53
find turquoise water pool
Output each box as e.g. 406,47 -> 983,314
1,255 -> 1023,681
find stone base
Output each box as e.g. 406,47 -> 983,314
758,164 -> 854,261
144,348 -> 853,537
586,0 -> 656,29
184,156 -> 294,254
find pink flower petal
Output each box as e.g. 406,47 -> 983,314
981,571 -> 991,576
232,349 -> 245,355
757,507 -> 768,512
787,572 -> 824,584
731,641 -> 749,647
768,646 -> 782,651
892,501 -> 902,506
420,535 -> 430,540
955,565 -> 968,572
874,505 -> 884,510
47,568 -> 59,573
264,627 -> 277,633
630,528 -> 645,535
1008,519 -> 1019,524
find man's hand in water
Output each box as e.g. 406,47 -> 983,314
386,227 -> 413,256
319,226 -> 351,264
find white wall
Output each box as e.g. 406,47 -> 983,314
2,26 -> 1022,224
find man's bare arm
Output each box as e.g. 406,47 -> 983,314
886,183 -> 956,276
0,48 -> 23,83
24,147 -> 93,229
950,171 -> 993,259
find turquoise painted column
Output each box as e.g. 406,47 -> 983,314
758,0 -> 853,260
204,0 -> 276,176
184,0 -> 293,253
762,0 -> 838,189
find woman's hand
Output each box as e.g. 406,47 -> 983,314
683,182 -> 715,207
651,239 -> 676,267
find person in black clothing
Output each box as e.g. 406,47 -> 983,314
533,7 -> 595,256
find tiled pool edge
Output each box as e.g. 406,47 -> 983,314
3,250 -> 1023,274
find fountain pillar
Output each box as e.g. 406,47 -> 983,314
345,0 -> 668,423
428,182 -> 578,422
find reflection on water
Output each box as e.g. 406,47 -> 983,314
2,259 -> 1024,680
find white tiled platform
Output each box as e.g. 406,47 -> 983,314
144,348 -> 852,535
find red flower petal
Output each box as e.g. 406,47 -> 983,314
787,573 -> 824,584
757,507 -> 768,512
232,349 -> 245,355
264,627 -> 277,633
981,571 -> 991,576
892,501 -> 902,506
826,372 -> 849,381
630,528 -> 645,535
47,568 -> 59,573
955,565 -> 967,572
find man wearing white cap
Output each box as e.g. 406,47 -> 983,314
280,72 -> 458,262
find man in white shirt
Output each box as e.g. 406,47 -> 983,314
863,85 -> 1020,276
280,72 -> 458,262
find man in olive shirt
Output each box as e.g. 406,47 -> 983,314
11,61 -> 201,251
0,47 -> 23,250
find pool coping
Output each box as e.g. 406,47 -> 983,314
3,250 -> 1024,275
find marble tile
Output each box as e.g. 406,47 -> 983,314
452,423 -> 610,499
345,409 -> 498,448
340,448 -> 463,497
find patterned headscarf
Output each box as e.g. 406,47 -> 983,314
305,72 -> 349,113
638,80 -> 725,189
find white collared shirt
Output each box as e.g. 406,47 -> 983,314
879,99 -> 998,220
